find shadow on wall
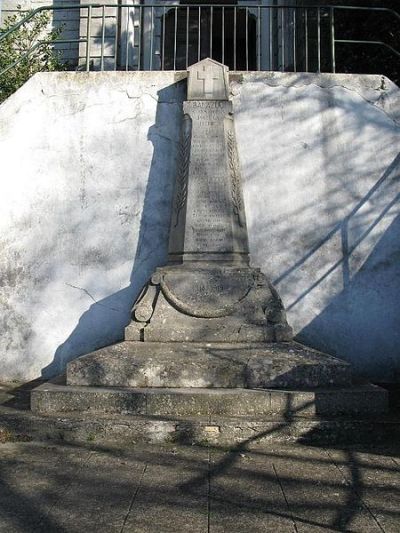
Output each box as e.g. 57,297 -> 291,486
298,210 -> 400,381
281,152 -> 400,382
42,83 -> 184,378
232,72 -> 400,382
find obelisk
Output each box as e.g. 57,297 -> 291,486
168,59 -> 249,264
125,58 -> 293,344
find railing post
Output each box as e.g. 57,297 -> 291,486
132,6 -> 136,71
210,6 -> 213,60
269,6 -> 273,70
125,6 -> 130,71
186,6 -> 189,69
234,7 -> 237,70
162,6 -> 166,70
100,5 -> 105,71
150,6 -> 154,70
85,5 -> 92,72
198,6 -> 201,61
281,8 -> 285,72
138,5 -> 142,70
257,6 -> 261,71
331,7 -> 336,73
222,6 -> 225,65
305,8 -> 309,72
293,8 -> 297,72
317,7 -> 321,73
173,6 -> 177,71
114,4 -> 119,71
245,7 -> 248,70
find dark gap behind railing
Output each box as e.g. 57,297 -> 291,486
1,3 -> 400,84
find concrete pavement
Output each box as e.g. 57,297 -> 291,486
0,441 -> 399,532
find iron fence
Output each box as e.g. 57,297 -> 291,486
1,3 -> 399,77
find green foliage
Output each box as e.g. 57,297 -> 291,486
0,7 -> 64,103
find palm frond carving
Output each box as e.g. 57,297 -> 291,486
174,118 -> 192,227
227,130 -> 244,227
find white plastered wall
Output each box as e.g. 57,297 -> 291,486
0,70 -> 399,382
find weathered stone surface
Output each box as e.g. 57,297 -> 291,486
127,265 -> 292,343
2,408 -> 398,447
168,100 -> 249,263
187,58 -> 229,101
66,341 -> 351,389
22,65 -> 392,431
32,381 -> 388,418
1,380 -> 395,448
0,71 -> 186,381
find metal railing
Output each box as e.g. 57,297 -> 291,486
1,3 -> 400,76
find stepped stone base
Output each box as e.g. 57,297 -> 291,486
26,373 -> 391,447
66,341 -> 351,389
19,384 -> 392,447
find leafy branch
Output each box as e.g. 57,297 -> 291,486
0,7 -> 65,103
227,130 -> 244,227
174,120 -> 191,227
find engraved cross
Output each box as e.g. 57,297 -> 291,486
197,64 -> 221,96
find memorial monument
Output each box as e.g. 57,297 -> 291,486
32,60 -> 388,444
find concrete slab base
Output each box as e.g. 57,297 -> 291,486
66,341 -> 352,389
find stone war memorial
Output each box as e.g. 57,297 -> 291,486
30,59 -> 389,446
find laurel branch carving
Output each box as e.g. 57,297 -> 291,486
227,130 -> 244,227
174,121 -> 191,227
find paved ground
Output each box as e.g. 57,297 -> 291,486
0,441 -> 399,533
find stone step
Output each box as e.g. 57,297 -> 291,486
31,381 -> 388,418
66,341 -> 352,389
2,406 -> 398,448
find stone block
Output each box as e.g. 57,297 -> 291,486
66,341 -> 351,389
32,381 -> 388,418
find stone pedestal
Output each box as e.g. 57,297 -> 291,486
125,265 -> 292,343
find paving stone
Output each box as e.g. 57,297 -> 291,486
44,453 -> 144,533
208,451 -> 297,532
0,445 -> 92,532
325,448 -> 400,533
121,447 -> 209,532
271,447 -> 383,532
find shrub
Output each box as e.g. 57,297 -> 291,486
0,7 -> 64,103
